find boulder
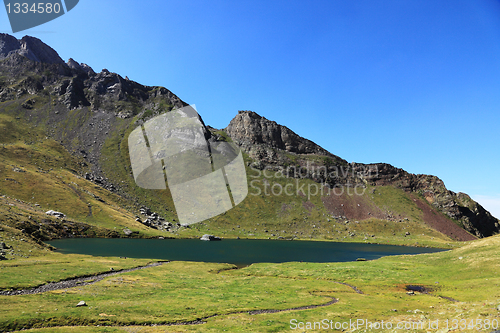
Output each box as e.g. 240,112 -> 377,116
123,228 -> 133,236
76,301 -> 87,307
200,234 -> 221,241
45,210 -> 65,218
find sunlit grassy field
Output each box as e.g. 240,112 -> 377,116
0,234 -> 498,332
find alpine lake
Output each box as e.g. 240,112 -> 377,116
47,238 -> 445,267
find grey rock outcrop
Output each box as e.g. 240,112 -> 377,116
66,58 -> 95,74
80,63 -> 95,75
45,210 -> 65,218
0,34 -> 65,65
18,36 -> 65,64
0,33 -> 21,60
67,58 -> 82,70
226,111 -> 334,156
200,234 -> 221,241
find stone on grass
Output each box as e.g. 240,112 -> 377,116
76,301 -> 87,307
45,210 -> 65,218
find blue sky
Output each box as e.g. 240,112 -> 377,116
2,0 -> 500,217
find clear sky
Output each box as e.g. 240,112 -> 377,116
1,0 -> 500,217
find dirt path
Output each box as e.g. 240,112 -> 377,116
153,296 -> 339,327
0,261 -> 168,296
1,262 -> 341,330
335,281 -> 364,294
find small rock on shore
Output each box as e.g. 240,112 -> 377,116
200,234 -> 221,241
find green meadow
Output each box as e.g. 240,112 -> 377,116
0,232 -> 499,332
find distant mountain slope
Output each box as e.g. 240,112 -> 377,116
226,112 -> 498,239
0,33 -> 498,246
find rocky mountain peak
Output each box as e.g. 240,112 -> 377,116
0,33 -> 21,59
226,110 -> 336,157
67,58 -> 95,74
66,58 -> 81,70
0,34 -> 64,65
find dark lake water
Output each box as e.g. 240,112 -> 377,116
47,238 -> 445,266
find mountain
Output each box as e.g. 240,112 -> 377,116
0,34 -> 65,65
0,33 -> 498,251
226,111 -> 498,239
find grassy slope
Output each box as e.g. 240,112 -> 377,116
176,161 -> 463,249
0,112 -> 167,246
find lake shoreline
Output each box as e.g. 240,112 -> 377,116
44,233 -> 458,249
47,238 -> 447,267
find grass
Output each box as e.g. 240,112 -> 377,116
0,254 -> 155,291
0,235 -> 498,332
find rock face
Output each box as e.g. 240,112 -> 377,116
0,33 -> 21,60
226,112 -> 500,238
226,111 -> 334,156
356,162 -> 499,237
0,34 -> 65,65
66,58 -> 82,70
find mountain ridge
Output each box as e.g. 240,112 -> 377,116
0,33 -> 498,245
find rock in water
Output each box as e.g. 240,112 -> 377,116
76,301 -> 87,307
200,234 -> 221,241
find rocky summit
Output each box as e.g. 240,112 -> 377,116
0,33 -> 498,246
226,110 -> 336,157
0,34 -> 65,65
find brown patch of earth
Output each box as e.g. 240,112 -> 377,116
321,186 -> 386,220
410,194 -> 476,241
